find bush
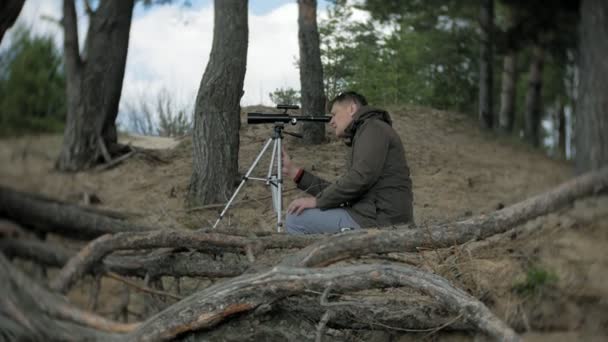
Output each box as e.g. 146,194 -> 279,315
0,26 -> 66,136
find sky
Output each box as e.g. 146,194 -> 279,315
2,0 -> 344,122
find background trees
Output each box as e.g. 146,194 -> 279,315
298,0 -> 326,144
0,28 -> 65,136
575,0 -> 608,173
319,0 -> 581,158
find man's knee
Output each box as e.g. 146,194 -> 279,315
285,212 -> 308,235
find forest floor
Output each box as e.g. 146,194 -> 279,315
0,105 -> 606,341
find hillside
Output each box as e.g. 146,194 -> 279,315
1,105 -> 606,340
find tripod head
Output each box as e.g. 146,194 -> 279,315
247,104 -> 331,125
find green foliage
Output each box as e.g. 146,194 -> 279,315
269,87 -> 300,106
512,266 -> 558,296
320,0 -> 479,112
0,27 -> 66,136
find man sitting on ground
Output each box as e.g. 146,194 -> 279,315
282,91 -> 414,234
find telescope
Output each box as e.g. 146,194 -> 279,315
213,104 -> 329,232
247,104 -> 331,125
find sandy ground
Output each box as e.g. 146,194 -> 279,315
1,105 -> 606,340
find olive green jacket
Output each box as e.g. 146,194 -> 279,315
297,106 -> 414,227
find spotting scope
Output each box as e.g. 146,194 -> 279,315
247,104 -> 331,125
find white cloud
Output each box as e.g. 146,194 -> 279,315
4,1 -> 324,113
1,0 -> 62,49
123,2 -> 303,108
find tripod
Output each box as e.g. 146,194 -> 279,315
213,123 -> 300,232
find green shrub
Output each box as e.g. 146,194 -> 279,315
0,26 -> 66,136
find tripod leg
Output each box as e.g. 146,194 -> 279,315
213,138 -> 274,229
276,135 -> 283,232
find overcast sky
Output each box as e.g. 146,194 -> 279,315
2,0 -> 346,117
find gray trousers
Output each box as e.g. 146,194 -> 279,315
285,208 -> 361,235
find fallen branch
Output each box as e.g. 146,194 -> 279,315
281,166 -> 608,267
94,149 -> 136,172
50,230 -> 263,293
0,237 -> 247,279
0,254 -> 138,341
0,185 -> 153,239
125,264 -> 519,341
106,272 -> 183,301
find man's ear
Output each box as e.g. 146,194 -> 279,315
348,102 -> 357,117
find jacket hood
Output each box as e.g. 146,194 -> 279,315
343,106 -> 392,141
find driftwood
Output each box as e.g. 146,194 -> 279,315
0,238 -> 248,279
0,254 -> 137,341
50,229 -> 318,293
0,186 -> 153,239
125,264 -> 519,341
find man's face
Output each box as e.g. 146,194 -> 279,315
329,101 -> 356,137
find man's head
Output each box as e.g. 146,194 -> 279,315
328,91 -> 368,137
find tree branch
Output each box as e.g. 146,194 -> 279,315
125,264 -> 519,341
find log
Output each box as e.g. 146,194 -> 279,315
0,254 -> 136,341
0,238 -> 247,279
50,228 -> 319,293
281,166 -> 608,267
0,186 -> 152,239
125,264 -> 519,341
278,295 -> 471,332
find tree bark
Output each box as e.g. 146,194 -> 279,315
298,0 -> 326,144
0,0 -> 25,44
49,228 -> 316,293
575,0 -> 608,173
498,50 -> 517,133
125,264 -> 519,341
524,44 -> 544,147
478,0 -> 494,130
0,254 -> 135,341
187,0 -> 248,206
56,0 -> 135,171
0,238 -> 247,279
0,185 -> 152,240
557,102 -> 567,158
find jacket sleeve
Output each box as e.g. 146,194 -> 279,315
296,170 -> 331,196
315,121 -> 389,209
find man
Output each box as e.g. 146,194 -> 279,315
282,91 -> 414,234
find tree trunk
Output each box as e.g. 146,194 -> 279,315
498,50 -> 517,133
575,0 -> 608,173
524,44 -> 544,147
0,0 -> 25,44
478,0 -> 494,130
298,0 -> 326,144
557,102 -> 566,158
56,0 -> 135,171
188,0 -> 248,206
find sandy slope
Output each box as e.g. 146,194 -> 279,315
0,105 -> 606,340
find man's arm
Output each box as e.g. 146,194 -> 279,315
282,147 -> 331,196
296,170 -> 331,196
315,121 -> 389,209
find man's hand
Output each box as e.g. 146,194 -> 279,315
282,147 -> 300,180
287,197 -> 317,215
